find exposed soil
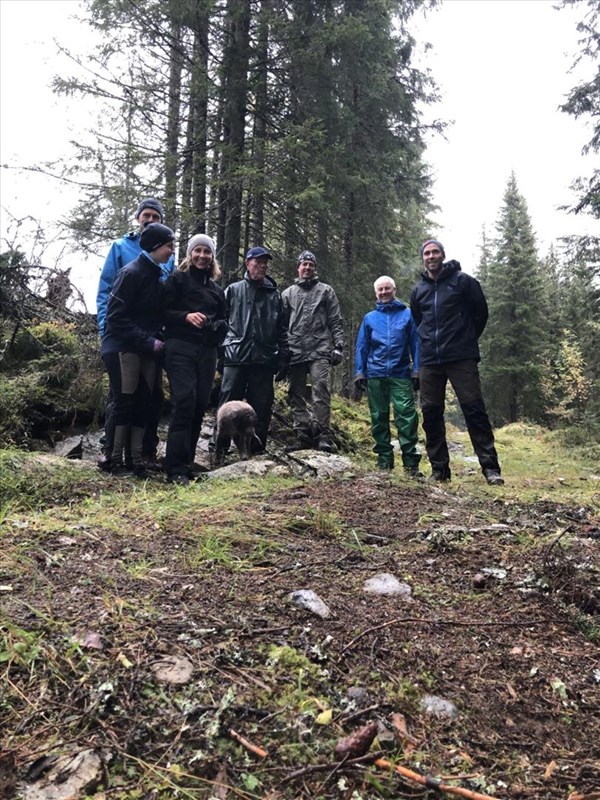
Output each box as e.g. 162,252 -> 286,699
1,472 -> 599,799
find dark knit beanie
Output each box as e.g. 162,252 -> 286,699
135,197 -> 165,222
140,223 -> 175,253
419,239 -> 445,258
297,250 -> 317,264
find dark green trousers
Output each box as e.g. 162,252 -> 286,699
367,377 -> 420,469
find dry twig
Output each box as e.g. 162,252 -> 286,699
374,757 -> 500,800
228,728 -> 268,759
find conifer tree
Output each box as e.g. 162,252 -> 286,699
480,174 -> 546,424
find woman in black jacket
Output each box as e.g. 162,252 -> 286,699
163,234 -> 227,485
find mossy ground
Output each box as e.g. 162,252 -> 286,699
0,408 -> 599,799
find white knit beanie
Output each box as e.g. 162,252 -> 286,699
186,234 -> 216,257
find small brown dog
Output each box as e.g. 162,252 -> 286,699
213,401 -> 261,467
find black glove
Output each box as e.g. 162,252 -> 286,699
411,377 -> 420,392
354,377 -> 367,392
331,349 -> 343,366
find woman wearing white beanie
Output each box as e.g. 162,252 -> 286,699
162,235 -> 227,485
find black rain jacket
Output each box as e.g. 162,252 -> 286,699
222,273 -> 289,368
163,267 -> 228,347
409,260 -> 488,365
101,253 -> 163,357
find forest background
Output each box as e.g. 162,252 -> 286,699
0,0 -> 598,445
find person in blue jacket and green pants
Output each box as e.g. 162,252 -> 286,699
354,275 -> 422,475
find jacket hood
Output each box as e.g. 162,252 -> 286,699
375,297 -> 407,312
421,259 -> 462,282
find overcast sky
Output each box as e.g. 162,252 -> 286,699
1,0 -> 597,310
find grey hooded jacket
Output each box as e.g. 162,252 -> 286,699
282,277 -> 344,364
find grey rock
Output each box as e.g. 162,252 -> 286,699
420,694 -> 458,720
363,573 -> 413,600
289,589 -> 331,619
346,686 -> 369,706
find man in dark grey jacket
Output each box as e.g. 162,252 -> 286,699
282,251 -> 344,452
410,239 -> 503,486
215,246 -> 289,452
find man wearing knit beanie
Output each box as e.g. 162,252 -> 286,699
281,250 -> 344,452
96,197 -> 175,471
97,197 -> 173,336
410,239 -> 504,486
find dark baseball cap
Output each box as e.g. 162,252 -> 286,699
245,246 -> 272,260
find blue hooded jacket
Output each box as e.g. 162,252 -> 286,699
355,298 -> 419,379
96,231 -> 175,336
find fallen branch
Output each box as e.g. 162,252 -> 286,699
374,757 -> 500,800
228,728 -> 268,759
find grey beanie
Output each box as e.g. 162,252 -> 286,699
419,239 -> 445,257
140,222 -> 175,253
186,234 -> 216,257
135,197 -> 165,222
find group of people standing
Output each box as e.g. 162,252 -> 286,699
97,198 -> 503,487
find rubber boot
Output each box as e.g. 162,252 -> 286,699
130,427 -> 147,478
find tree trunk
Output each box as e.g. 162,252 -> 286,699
164,20 -> 183,227
219,0 -> 251,284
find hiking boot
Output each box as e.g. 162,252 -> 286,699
404,466 -> 425,478
430,468 -> 451,482
377,462 -> 394,471
109,462 -> 134,477
168,474 -> 190,487
142,455 -> 163,473
133,465 -> 149,479
484,470 -> 504,486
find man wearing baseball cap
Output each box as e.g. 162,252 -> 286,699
281,250 -> 344,452
410,239 -> 503,486
212,246 -> 289,453
97,197 -> 175,470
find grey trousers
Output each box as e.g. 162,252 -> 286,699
287,359 -> 332,439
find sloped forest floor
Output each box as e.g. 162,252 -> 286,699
1,422 -> 599,800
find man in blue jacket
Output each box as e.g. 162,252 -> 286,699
354,276 -> 422,475
96,197 -> 175,468
410,239 -> 503,485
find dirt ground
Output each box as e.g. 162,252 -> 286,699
1,471 -> 599,799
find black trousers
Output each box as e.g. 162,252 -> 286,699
419,359 -> 500,476
164,339 -> 218,476
216,364 -> 275,450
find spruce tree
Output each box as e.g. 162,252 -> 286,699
480,174 -> 546,424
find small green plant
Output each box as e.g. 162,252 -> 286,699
0,624 -> 42,668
